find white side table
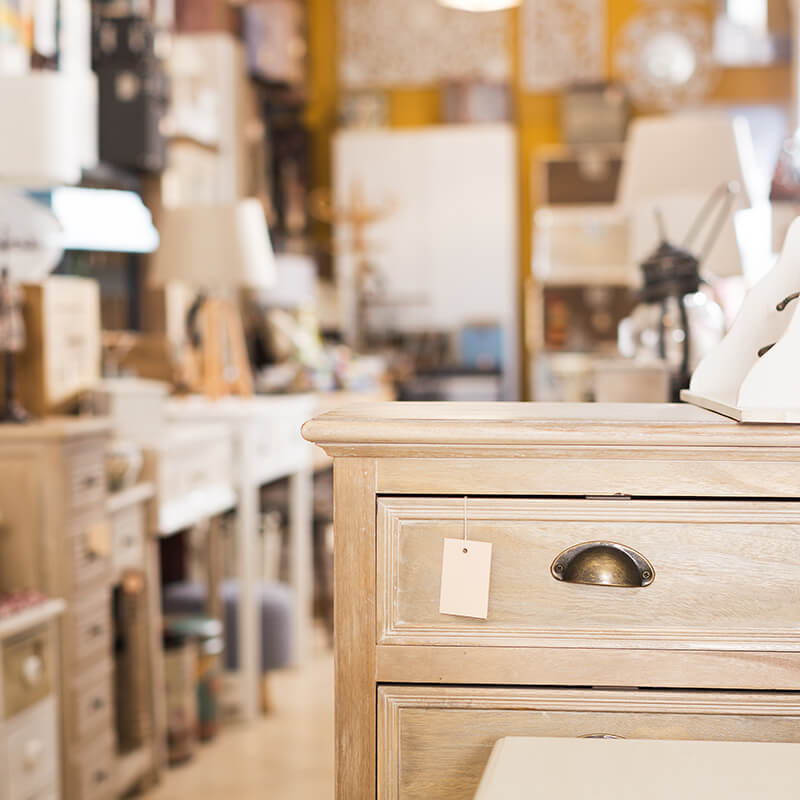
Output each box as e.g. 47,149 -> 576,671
166,395 -> 315,723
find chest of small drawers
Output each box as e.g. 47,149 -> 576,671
302,402 -> 800,800
0,420 -> 114,800
0,601 -> 65,800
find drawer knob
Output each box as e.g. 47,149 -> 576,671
23,739 -> 44,769
21,655 -> 43,687
551,541 -> 655,588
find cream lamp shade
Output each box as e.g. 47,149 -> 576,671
617,112 -> 759,211
149,199 -> 277,291
0,73 -> 98,188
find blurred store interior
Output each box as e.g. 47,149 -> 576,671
0,0 -> 799,797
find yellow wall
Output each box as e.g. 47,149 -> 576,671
306,1 -> 792,394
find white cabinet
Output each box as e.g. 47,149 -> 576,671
333,125 -> 519,399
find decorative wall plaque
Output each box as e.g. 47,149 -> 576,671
522,0 -> 606,91
338,0 -> 511,88
614,9 -> 716,110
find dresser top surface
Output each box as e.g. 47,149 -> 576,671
302,401 -> 800,450
0,599 -> 65,640
0,416 -> 111,442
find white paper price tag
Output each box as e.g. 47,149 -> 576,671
439,537 -> 492,620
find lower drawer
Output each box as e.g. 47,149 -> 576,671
67,592 -> 111,669
67,662 -> 113,741
378,686 -> 800,800
68,735 -> 115,800
5,697 -> 59,800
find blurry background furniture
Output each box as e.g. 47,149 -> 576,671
0,598 -> 65,800
148,199 -> 278,399
165,394 -> 315,722
332,124 -> 519,400
0,420 -> 119,800
529,110 -> 765,402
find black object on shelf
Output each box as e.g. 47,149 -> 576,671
92,15 -> 168,173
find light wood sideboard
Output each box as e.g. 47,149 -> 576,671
301,402 -> 800,800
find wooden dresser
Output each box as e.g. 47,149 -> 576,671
302,402 -> 800,800
0,420 -> 115,800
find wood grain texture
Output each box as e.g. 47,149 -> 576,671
378,686 -> 800,800
301,403 -> 800,800
375,646 -> 800,690
377,497 -> 800,650
333,458 -> 377,800
302,401 -> 800,451
375,454 -> 800,497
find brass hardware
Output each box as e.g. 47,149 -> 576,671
551,541 -> 655,587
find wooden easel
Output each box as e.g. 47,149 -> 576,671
187,297 -> 253,399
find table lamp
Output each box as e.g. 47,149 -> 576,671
149,198 -> 277,399
618,111 -> 760,281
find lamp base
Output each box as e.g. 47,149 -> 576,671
186,296 -> 254,400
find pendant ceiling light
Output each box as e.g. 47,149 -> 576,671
438,0 -> 520,11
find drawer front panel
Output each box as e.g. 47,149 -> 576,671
110,503 -> 145,573
65,442 -> 106,511
160,438 -> 232,503
378,686 -> 800,800
2,626 -> 53,718
6,698 -> 58,800
69,665 -> 113,740
69,517 -> 112,591
70,737 -> 115,800
377,498 -> 800,649
68,593 -> 111,668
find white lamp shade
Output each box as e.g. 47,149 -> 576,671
617,112 -> 759,211
149,199 -> 277,290
0,72 -> 98,188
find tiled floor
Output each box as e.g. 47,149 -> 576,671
143,653 -> 334,800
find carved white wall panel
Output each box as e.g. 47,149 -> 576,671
522,0 -> 606,90
338,0 -> 511,88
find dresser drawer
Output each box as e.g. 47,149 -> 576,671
5,698 -> 59,800
67,663 -> 113,740
377,498 -> 800,650
69,516 -> 112,591
67,592 -> 111,668
158,434 -> 232,503
378,686 -> 800,800
69,736 -> 115,800
2,626 -> 53,719
65,441 -> 106,512
110,502 -> 145,573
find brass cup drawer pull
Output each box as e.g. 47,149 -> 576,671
551,541 -> 655,587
